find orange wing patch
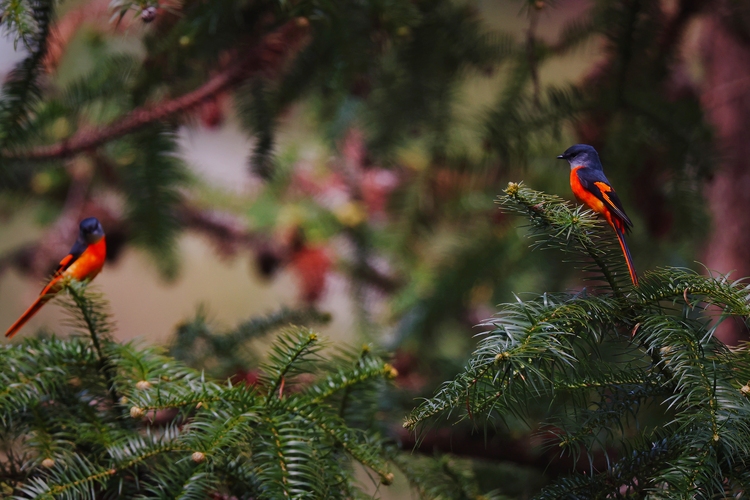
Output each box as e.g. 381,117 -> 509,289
57,254 -> 74,270
594,181 -> 618,211
593,181 -> 630,232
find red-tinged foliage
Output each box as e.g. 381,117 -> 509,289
362,168 -> 399,218
232,368 -> 261,387
199,96 -> 225,129
390,349 -> 428,392
290,245 -> 331,304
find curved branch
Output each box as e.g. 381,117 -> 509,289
5,19 -> 309,161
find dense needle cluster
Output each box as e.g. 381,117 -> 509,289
0,280 -> 509,498
407,184 -> 750,498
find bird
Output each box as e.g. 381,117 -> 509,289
557,144 -> 638,287
5,217 -> 106,339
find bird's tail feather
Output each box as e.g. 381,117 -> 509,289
5,294 -> 53,339
614,226 -> 638,287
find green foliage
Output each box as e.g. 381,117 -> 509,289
364,0 -> 513,157
0,0 -> 51,48
118,127 -> 188,279
169,304 -> 331,378
0,280 -> 504,499
393,454 -> 510,500
0,0 -> 52,154
406,184 -> 750,498
0,283 -> 404,499
242,79 -> 278,180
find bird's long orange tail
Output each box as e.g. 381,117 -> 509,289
614,226 -> 638,287
5,292 -> 54,339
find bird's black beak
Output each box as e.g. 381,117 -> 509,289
556,154 -> 565,159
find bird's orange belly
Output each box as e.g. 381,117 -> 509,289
63,238 -> 106,282
570,167 -> 606,215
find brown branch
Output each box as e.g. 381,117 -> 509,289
7,19 -> 310,161
177,204 -> 262,258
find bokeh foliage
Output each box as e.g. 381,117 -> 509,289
0,0 -> 741,498
0,0 -> 715,347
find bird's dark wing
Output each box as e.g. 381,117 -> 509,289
575,168 -> 633,230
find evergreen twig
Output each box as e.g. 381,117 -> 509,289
0,0 -> 53,152
63,280 -> 120,405
4,19 -> 309,161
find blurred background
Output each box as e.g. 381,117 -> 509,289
1,0 -> 749,496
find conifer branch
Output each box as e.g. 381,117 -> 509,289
189,412 -> 257,453
0,0 -> 53,151
3,319 -> 403,498
500,182 -> 627,293
286,401 -> 392,482
635,267 -> 750,316
392,453 -> 511,500
405,184 -> 750,496
36,433 -> 189,499
5,19 -> 309,161
41,462 -> 115,498
262,329 -> 321,405
308,357 -> 393,405
63,281 -> 120,404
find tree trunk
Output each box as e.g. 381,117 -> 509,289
700,6 -> 750,344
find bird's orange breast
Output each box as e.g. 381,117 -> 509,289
63,238 -> 106,282
570,166 -> 606,215
570,166 -> 622,231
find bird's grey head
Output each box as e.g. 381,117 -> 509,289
79,217 -> 105,244
556,144 -> 603,170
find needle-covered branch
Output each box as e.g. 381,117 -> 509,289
500,182 -> 631,292
406,184 -> 750,498
0,286 -> 413,499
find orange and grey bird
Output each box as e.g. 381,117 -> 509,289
5,217 -> 106,338
557,144 -> 638,287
